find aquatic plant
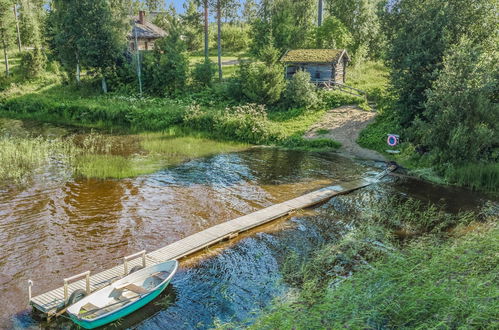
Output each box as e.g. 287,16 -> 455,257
0,129 -> 249,183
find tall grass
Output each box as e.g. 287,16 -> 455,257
445,163 -> 499,193
243,199 -> 498,329
0,129 -> 250,183
0,136 -> 74,184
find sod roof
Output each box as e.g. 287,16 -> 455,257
281,49 -> 349,64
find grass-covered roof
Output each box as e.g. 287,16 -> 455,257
281,49 -> 349,64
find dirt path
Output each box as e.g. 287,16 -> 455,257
305,105 -> 386,161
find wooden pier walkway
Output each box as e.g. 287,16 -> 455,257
29,166 -> 394,317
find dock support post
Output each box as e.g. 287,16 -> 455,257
63,271 -> 91,304
28,280 -> 33,305
123,250 -> 146,275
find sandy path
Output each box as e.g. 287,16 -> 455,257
305,105 -> 386,161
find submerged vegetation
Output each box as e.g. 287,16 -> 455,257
247,198 -> 499,329
0,126 -> 248,183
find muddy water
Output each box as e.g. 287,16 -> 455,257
0,119 -> 488,329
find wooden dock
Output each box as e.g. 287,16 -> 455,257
29,166 -> 394,318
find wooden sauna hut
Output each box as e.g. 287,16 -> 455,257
281,49 -> 350,88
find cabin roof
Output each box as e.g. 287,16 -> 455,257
129,16 -> 167,39
281,49 -> 349,64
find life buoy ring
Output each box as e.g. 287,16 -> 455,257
387,135 -> 398,147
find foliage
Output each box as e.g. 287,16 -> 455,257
283,70 -> 319,110
142,22 -> 189,97
384,0 -> 496,127
0,0 -> 15,75
18,0 -> 44,47
192,58 -> 216,88
250,0 -> 316,53
316,16 -> 352,49
248,198 -> 498,329
229,44 -> 285,105
214,24 -> 250,53
325,0 -> 384,61
236,60 -> 285,105
414,37 -> 498,165
19,47 -> 46,78
181,0 -> 203,52
242,0 -> 257,23
48,0 -> 128,78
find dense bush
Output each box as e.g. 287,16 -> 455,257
192,59 -> 216,88
316,16 -> 352,49
415,37 -> 498,165
234,61 -> 284,105
183,103 -> 272,144
215,24 -> 250,53
283,70 -> 319,109
142,26 -> 189,97
19,48 -> 47,78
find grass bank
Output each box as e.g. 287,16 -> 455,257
241,198 -> 498,329
0,57 -> 388,153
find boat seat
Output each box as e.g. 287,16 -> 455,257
80,302 -> 99,313
123,283 -> 148,294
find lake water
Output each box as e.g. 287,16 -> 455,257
0,118 -> 487,329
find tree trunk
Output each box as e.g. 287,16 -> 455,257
204,0 -> 209,60
76,62 -> 80,83
2,37 -> 9,76
13,4 -> 22,52
217,0 -> 222,81
318,0 -> 323,26
101,77 -> 108,93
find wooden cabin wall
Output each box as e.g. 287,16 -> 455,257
286,64 -> 332,81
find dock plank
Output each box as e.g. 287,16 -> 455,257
30,168 -> 393,317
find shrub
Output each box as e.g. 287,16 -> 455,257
283,70 -> 319,109
214,24 -> 250,53
192,59 -> 216,88
19,48 -> 47,78
415,37 -> 498,165
216,103 -> 271,144
142,25 -> 189,97
237,61 -> 285,105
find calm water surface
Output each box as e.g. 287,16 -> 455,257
0,119 -> 488,329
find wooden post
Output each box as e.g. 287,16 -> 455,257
13,4 -> 21,52
63,271 -> 91,304
123,250 -> 146,275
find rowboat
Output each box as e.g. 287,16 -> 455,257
66,260 -> 178,329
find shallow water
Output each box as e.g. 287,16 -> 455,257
0,118 -> 488,329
